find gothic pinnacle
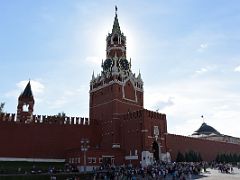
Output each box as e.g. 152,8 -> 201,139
112,6 -> 121,34
92,71 -> 95,81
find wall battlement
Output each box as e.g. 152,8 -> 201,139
122,109 -> 166,121
0,113 -> 16,122
144,109 -> 166,120
122,109 -> 144,120
0,113 -> 89,126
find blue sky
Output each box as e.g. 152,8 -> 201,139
1,0 -> 240,137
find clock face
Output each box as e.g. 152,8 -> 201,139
103,59 -> 113,71
119,59 -> 129,71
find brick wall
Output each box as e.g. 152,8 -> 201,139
0,115 -> 100,159
166,133 -> 240,162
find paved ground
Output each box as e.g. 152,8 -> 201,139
193,167 -> 240,180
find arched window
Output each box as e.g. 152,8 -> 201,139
23,104 -> 29,112
113,35 -> 118,44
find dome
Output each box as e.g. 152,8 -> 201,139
192,122 -> 221,136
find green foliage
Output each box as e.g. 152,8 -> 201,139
57,112 -> 66,117
0,174 -> 92,180
176,151 -> 185,162
0,102 -> 5,113
215,153 -> 240,163
177,150 -> 202,162
198,153 -> 202,162
0,161 -> 92,179
0,161 -> 64,174
184,152 -> 189,162
189,150 -> 201,162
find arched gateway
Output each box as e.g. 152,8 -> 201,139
152,141 -> 160,161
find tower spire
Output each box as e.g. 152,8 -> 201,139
115,5 -> 118,15
112,6 -> 121,34
21,80 -> 33,98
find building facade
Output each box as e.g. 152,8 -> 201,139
0,7 -> 240,169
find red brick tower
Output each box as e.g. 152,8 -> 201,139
17,81 -> 34,123
90,7 -> 144,150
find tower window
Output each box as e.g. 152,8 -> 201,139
23,104 -> 29,112
113,36 -> 118,44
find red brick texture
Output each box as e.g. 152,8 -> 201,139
166,133 -> 240,162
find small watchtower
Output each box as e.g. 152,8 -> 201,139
17,81 -> 34,123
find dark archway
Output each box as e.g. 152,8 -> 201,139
152,141 -> 159,161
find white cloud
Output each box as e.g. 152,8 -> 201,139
85,56 -> 101,65
197,43 -> 208,52
195,67 -> 207,74
48,97 -> 68,109
153,97 -> 175,111
17,80 -> 45,95
200,43 -> 208,49
5,80 -> 45,98
193,65 -> 217,76
47,86 -> 88,110
145,78 -> 240,137
234,65 -> 240,72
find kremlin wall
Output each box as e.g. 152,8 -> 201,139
1,8 -> 240,169
0,113 -> 97,160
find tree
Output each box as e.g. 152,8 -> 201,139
229,153 -> 233,163
57,111 -> 66,117
176,151 -> 185,162
216,154 -> 220,163
218,153 -> 227,163
233,154 -> 238,163
184,150 -> 202,162
0,102 -> 5,114
185,152 -> 190,162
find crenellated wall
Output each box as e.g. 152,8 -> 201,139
0,113 -> 101,160
0,113 -> 89,125
0,113 -> 16,122
166,133 -> 240,162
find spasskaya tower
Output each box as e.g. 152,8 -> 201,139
89,7 -> 144,150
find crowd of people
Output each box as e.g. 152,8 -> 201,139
209,162 -> 234,174
92,161 -> 240,179
1,160 -> 238,179
93,161 -> 205,180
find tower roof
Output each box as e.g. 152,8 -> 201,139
112,6 -> 121,34
192,122 -> 221,136
20,81 -> 33,98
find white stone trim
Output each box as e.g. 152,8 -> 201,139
125,155 -> 138,160
90,77 -> 144,93
107,46 -> 125,52
90,98 -> 143,109
90,80 -> 122,93
112,144 -> 121,148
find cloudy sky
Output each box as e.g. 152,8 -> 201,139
1,0 -> 240,137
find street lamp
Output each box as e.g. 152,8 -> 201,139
81,138 -> 90,173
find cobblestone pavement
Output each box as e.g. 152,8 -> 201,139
195,167 -> 240,180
